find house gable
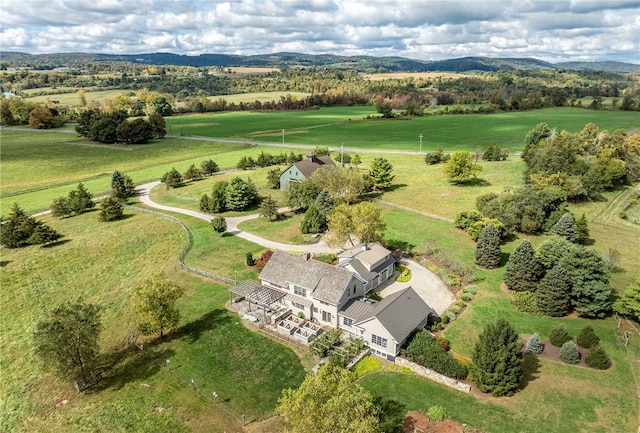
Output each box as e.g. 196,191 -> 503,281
278,153 -> 335,190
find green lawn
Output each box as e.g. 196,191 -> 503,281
0,209 -> 305,432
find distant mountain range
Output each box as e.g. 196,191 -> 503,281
2,51 -> 639,74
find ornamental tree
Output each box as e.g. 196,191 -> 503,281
535,265 -> 571,317
576,326 -> 600,349
549,326 -> 572,347
525,333 -> 544,354
558,341 -> 580,364
472,318 -> 523,397
585,344 -> 610,369
211,216 -> 227,234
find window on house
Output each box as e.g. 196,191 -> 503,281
322,311 -> 331,322
343,317 -> 353,326
372,334 -> 387,348
294,286 -> 306,297
313,307 -> 318,313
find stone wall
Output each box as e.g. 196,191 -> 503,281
394,357 -> 471,393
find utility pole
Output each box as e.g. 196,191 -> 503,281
419,134 -> 423,153
282,129 -> 285,145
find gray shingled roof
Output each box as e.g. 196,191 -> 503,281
340,298 -> 376,321
355,287 -> 433,343
338,242 -> 391,267
291,155 -> 335,178
259,250 -> 354,304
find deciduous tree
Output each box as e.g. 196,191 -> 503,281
33,301 -> 102,381
259,195 -> 279,221
613,279 -> 640,321
276,365 -> 381,433
286,180 -> 321,211
472,318 -> 523,397
444,151 -> 482,184
311,165 -> 370,204
148,113 -> 166,138
131,273 -> 185,338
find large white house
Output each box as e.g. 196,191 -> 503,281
231,246 -> 434,360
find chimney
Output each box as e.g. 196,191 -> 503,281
305,151 -> 317,162
361,243 -> 368,251
303,252 -> 311,261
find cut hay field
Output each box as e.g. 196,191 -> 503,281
166,107 -> 640,152
24,89 -> 137,105
208,91 -> 311,104
0,209 -> 305,432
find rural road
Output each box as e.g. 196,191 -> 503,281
137,181 -> 339,253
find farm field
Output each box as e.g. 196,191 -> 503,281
0,210 -> 305,432
208,91 -> 311,104
24,89 -> 137,105
165,106 -> 640,151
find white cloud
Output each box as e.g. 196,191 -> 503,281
0,0 -> 637,63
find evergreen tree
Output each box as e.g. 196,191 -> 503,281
472,318 -> 523,397
535,265 -> 571,317
585,344 -> 610,369
183,164 -> 203,181
314,188 -> 334,216
536,235 -> 573,269
504,240 -> 542,291
300,204 -> 327,234
199,194 -> 212,213
51,196 -> 72,218
576,325 -> 600,349
98,197 -> 124,222
68,183 -> 94,214
111,171 -> 135,199
259,195 -> 279,221
368,157 -> 395,189
28,222 -> 62,246
558,341 -> 580,364
162,167 -> 183,188
525,333 -> 544,354
266,167 -> 281,189
209,181 -> 228,213
474,224 -> 502,269
573,280 -> 612,318
576,213 -> 590,243
0,203 -> 39,248
549,326 -> 572,347
551,213 -> 579,243
210,216 -> 227,234
200,159 -> 219,176
226,177 -> 258,211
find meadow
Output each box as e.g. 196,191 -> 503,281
1,107 -> 639,432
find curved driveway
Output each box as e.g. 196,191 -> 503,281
137,181 -> 338,253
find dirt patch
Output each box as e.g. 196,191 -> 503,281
401,411 -> 485,433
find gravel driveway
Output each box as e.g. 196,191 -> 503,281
378,258 -> 455,316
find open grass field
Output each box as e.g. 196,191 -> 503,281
166,107 -> 640,152
208,91 -> 311,104
24,89 -> 137,105
0,209 -> 306,432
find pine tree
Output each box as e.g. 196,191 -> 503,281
28,222 -> 62,246
535,265 -> 571,317
525,333 -> 544,354
98,197 -> 124,222
472,318 -> 523,397
558,341 -> 580,364
576,213 -> 590,244
549,325 -> 572,347
0,203 -> 39,248
551,213 -> 579,243
199,194 -> 212,213
226,177 -> 257,211
368,157 -> 395,189
504,240 -> 542,291
314,188 -> 334,216
209,181 -> 228,213
576,325 -> 600,349
68,183 -> 94,214
536,235 -> 573,269
51,196 -> 72,218
585,344 -> 610,369
200,159 -> 219,176
111,171 -> 135,199
474,224 -> 501,269
300,204 -> 327,234
259,195 -> 279,221
162,167 -> 183,188
183,164 -> 203,181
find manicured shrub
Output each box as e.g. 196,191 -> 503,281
525,333 -> 544,354
463,285 -> 478,294
449,305 -> 461,314
441,315 -> 450,324
444,274 -> 462,287
445,311 -> 456,323
558,341 -> 580,364
576,325 -> 600,349
585,344 -> 610,369
455,300 -> 466,308
245,252 -> 255,266
434,336 -> 450,352
431,322 -> 444,331
427,405 -> 449,421
403,330 -> 468,380
461,292 -> 474,301
512,291 -> 540,315
549,326 -> 572,347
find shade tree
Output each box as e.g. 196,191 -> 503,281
444,151 -> 482,184
131,273 -> 185,338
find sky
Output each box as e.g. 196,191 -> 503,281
1,0 -> 639,64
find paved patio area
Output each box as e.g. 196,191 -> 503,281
377,258 -> 455,316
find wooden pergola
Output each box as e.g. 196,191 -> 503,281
229,280 -> 287,320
